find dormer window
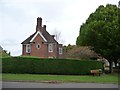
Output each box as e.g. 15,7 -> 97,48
26,44 -> 31,53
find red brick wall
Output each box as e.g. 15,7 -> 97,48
30,34 -> 48,58
22,34 -> 63,58
47,43 -> 57,58
57,44 -> 63,58
22,17 -> 63,58
22,45 -> 30,56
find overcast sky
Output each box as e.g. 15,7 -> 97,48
0,0 -> 118,56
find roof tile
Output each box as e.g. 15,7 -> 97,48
21,29 -> 58,44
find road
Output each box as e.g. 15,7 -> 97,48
2,81 -> 119,88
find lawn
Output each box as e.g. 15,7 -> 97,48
2,73 -> 118,84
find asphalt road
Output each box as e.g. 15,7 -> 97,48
2,81 -> 119,88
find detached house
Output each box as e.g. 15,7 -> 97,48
21,17 -> 63,58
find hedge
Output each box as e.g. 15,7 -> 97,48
2,57 -> 104,75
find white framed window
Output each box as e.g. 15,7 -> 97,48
59,48 -> 62,54
36,43 -> 41,49
26,44 -> 31,53
48,44 -> 53,52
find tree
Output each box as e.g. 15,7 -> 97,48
52,29 -> 61,41
76,4 -> 120,73
63,45 -> 98,59
52,29 -> 65,44
0,50 -> 11,57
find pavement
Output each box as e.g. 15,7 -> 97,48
2,81 -> 119,88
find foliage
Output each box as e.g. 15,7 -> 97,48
63,44 -> 75,53
64,46 -> 98,59
0,50 -> 11,57
2,57 -> 103,75
76,4 -> 120,73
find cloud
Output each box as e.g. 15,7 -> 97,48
0,39 -> 21,56
0,0 -> 118,56
0,39 -> 18,46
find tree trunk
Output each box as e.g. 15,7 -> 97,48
109,61 -> 113,73
114,61 -> 118,69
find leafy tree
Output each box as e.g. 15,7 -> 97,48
64,46 -> 98,59
0,46 -> 11,57
76,4 -> 120,73
63,44 -> 75,53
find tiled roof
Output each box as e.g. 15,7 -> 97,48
42,29 -> 58,43
21,17 -> 59,44
21,33 -> 36,44
21,28 -> 58,44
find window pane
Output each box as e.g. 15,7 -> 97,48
48,44 -> 53,52
26,44 -> 31,53
59,48 -> 62,54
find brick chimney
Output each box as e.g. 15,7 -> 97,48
43,25 -> 46,30
36,17 -> 42,32
52,35 -> 55,38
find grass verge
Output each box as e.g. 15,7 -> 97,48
2,73 -> 118,84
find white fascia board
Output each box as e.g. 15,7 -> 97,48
30,31 -> 47,42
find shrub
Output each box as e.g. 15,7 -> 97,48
2,57 -> 104,75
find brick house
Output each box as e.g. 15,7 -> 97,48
21,17 -> 63,58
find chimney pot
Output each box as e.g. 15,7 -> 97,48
43,25 -> 46,30
52,35 -> 55,38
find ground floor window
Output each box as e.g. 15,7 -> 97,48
48,44 -> 53,52
59,48 -> 62,54
26,44 -> 31,53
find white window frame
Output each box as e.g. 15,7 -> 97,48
48,44 -> 53,52
26,44 -> 31,53
36,43 -> 41,49
59,48 -> 62,54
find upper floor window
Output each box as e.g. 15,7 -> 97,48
36,43 -> 41,49
48,44 -> 53,52
59,48 -> 62,54
26,44 -> 31,53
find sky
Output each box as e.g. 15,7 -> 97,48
0,0 -> 119,56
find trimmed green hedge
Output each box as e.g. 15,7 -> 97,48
2,57 -> 104,75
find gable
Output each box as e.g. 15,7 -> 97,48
21,30 -> 58,44
30,31 -> 47,42
21,17 -> 59,45
21,31 -> 48,44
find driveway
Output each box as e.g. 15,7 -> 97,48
2,81 -> 119,88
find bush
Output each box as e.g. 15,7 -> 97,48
2,57 -> 104,75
